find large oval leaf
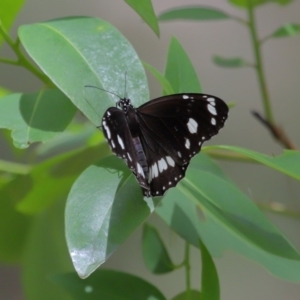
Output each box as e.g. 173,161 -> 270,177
65,156 -> 161,278
19,17 -> 148,125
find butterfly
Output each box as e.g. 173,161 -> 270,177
101,93 -> 228,197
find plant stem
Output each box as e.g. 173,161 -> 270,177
184,242 -> 191,297
0,159 -> 31,174
0,21 -> 51,85
247,2 -> 274,124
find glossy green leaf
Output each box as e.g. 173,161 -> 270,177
0,179 -> 31,263
22,199 -> 73,300
51,270 -> 167,300
143,62 -> 174,95
125,0 -> 160,37
15,144 -> 106,214
155,153 -> 229,248
229,0 -> 293,8
142,224 -> 174,274
19,17 -> 148,125
156,181 -> 300,281
200,240 -> 219,300
155,152 -> 300,260
210,146 -> 300,180
0,89 -> 76,149
159,6 -> 230,21
155,154 -> 300,280
0,0 -> 24,46
65,156 -> 161,278
271,23 -> 300,38
213,56 -> 248,68
172,290 -> 202,300
165,37 -> 201,93
181,169 -> 300,259
200,213 -> 300,281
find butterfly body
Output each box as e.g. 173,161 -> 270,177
101,93 -> 228,197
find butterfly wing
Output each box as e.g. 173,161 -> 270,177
136,119 -> 189,197
138,93 -> 228,164
102,107 -> 149,191
136,93 -> 228,196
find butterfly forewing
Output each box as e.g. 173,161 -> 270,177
102,107 -> 149,191
138,93 -> 228,164
101,93 -> 228,197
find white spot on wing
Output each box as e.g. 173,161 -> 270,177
152,163 -> 158,178
166,156 -> 175,167
178,151 -> 182,158
102,121 -> 111,139
127,152 -> 132,161
211,117 -> 216,125
117,135 -> 125,149
137,163 -> 145,178
107,111 -> 111,116
207,103 -> 217,115
187,118 -> 198,134
207,97 -> 216,106
111,140 -> 115,148
183,95 -> 189,99
185,138 -> 190,149
158,158 -> 168,173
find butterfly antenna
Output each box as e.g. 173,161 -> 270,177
84,85 -> 122,99
124,71 -> 128,99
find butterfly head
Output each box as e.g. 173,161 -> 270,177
117,97 -> 132,112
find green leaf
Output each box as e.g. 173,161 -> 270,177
0,0 -> 24,46
213,56 -> 248,68
155,153 -> 229,248
142,224 -> 174,274
125,0 -> 160,37
19,17 -> 148,126
15,144 -> 106,215
0,89 -> 76,149
143,62 -> 174,95
156,179 -> 300,281
65,156 -> 161,278
210,146 -> 300,180
181,169 -> 300,260
229,0 -> 293,8
22,199 -> 73,300
155,153 -> 300,261
171,290 -> 202,300
159,6 -> 230,21
271,23 -> 300,38
200,240 -> 220,300
156,153 -> 300,280
0,179 -> 31,263
165,37 -> 201,93
51,270 -> 167,300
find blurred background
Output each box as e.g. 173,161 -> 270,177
0,0 -> 300,299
